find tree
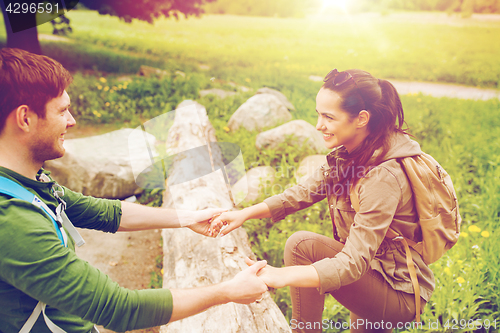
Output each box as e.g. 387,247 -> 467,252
1,0 -> 215,54
1,1 -> 45,54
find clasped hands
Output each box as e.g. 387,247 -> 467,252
185,209 -> 243,238
187,209 -> 284,292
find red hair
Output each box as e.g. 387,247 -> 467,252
0,48 -> 73,131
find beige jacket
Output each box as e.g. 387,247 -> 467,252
264,133 -> 435,301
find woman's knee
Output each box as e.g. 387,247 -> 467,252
284,231 -> 316,266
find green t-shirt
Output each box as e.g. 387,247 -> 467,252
0,167 -> 172,333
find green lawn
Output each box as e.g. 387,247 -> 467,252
2,10 -> 499,88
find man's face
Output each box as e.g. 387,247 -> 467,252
31,90 -> 76,163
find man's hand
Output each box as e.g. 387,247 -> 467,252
119,203 -> 227,232
244,258 -> 321,289
223,259 -> 269,304
169,259 -> 269,322
244,258 -> 286,289
185,208 -> 228,237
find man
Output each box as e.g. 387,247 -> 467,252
0,48 -> 268,333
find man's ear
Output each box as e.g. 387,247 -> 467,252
13,105 -> 35,133
357,110 -> 370,128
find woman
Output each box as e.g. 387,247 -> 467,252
210,69 -> 434,333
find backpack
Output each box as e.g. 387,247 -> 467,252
350,152 -> 462,322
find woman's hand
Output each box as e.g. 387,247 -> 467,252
209,210 -> 248,237
244,258 -> 287,289
223,259 -> 269,304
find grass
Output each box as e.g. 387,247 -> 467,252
1,9 -> 499,332
148,253 -> 164,290
235,95 -> 500,332
2,11 -> 500,88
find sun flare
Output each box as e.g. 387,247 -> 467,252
322,0 -> 349,11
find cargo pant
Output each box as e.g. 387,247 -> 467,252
285,231 -> 426,333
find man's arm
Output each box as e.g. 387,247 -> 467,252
169,260 -> 268,322
245,258 -> 320,289
118,201 -> 225,234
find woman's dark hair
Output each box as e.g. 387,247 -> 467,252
0,48 -> 73,132
322,69 -> 408,192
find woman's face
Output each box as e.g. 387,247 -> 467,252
315,88 -> 367,152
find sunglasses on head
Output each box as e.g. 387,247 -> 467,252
323,69 -> 355,87
323,69 -> 366,109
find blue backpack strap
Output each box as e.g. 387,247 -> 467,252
0,177 -> 34,202
0,176 -> 65,246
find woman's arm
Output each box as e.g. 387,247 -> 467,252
210,163 -> 331,237
209,202 -> 271,237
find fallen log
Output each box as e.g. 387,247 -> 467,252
159,101 -> 291,333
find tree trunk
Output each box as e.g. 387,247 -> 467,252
158,101 -> 291,333
1,4 -> 42,54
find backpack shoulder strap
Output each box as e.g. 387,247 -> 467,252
349,161 -> 422,322
0,176 -> 66,246
0,176 -> 85,247
0,176 -> 35,202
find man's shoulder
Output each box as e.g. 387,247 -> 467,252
0,175 -> 34,206
0,197 -> 49,220
0,171 -> 55,225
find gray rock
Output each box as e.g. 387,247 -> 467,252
231,166 -> 275,204
199,88 -> 237,99
296,155 -> 328,184
227,81 -> 251,92
137,65 -> 169,78
160,100 -> 290,333
162,100 -> 234,211
44,128 -> 157,199
256,119 -> 327,154
228,94 -> 292,132
174,70 -> 186,78
256,87 -> 295,111
117,75 -> 133,82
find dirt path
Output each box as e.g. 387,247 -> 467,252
75,228 -> 163,333
309,76 -> 500,101
390,80 -> 500,101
